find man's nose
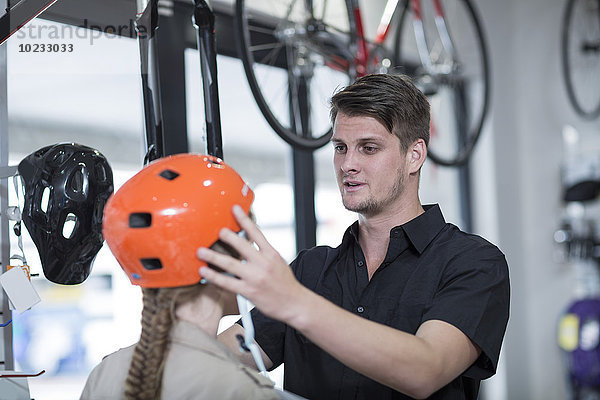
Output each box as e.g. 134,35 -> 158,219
340,150 -> 359,173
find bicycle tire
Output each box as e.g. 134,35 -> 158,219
394,0 -> 490,167
235,0 -> 357,150
562,0 -> 600,120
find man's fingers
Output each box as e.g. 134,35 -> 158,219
233,205 -> 272,251
198,265 -> 246,294
197,247 -> 247,277
217,228 -> 261,262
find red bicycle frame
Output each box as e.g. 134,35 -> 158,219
348,0 -> 451,77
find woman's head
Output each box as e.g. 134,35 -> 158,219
102,153 -> 254,288
105,154 -> 254,400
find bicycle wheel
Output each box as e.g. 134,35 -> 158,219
235,0 -> 357,150
562,0 -> 600,120
394,0 -> 490,167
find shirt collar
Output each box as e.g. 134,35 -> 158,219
170,320 -> 276,388
343,204 -> 446,255
398,204 -> 446,254
171,320 -> 239,363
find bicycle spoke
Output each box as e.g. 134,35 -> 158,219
248,41 -> 282,53
251,43 -> 285,68
247,24 -> 281,36
262,72 -> 291,117
319,0 -> 327,21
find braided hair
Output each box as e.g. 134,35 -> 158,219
124,284 -> 203,399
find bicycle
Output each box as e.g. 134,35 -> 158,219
235,0 -> 490,167
561,0 -> 600,120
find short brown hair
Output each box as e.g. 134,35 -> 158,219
330,74 -> 430,151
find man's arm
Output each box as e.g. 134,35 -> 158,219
199,205 -> 480,398
218,323 -> 274,370
283,290 -> 480,398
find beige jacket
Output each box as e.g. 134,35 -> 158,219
80,320 -> 279,400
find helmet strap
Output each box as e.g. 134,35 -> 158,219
236,293 -> 272,379
7,175 -> 28,267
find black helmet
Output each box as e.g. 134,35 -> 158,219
18,143 -> 114,285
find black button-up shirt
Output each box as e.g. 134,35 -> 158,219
247,204 -> 510,400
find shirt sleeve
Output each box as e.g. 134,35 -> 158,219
79,368 -> 97,400
422,240 -> 510,380
79,358 -> 117,400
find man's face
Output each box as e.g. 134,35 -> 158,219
331,113 -> 409,217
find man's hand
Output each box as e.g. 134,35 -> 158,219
197,205 -> 310,325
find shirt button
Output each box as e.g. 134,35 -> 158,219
357,261 -> 364,267
357,306 -> 364,313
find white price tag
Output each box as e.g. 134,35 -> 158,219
0,267 -> 41,314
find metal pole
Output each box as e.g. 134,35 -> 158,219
291,75 -> 317,251
193,0 -> 223,159
136,0 -> 165,164
455,82 -> 473,233
155,1 -> 189,157
0,0 -> 14,370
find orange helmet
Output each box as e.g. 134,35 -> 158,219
102,154 -> 254,288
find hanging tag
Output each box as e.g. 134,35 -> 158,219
0,267 -> 41,314
7,264 -> 31,281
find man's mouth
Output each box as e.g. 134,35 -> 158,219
343,180 -> 365,190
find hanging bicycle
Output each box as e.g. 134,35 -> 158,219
235,0 -> 490,167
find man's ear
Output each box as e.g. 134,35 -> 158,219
407,139 -> 427,173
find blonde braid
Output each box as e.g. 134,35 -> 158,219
124,285 -> 205,399
124,288 -> 173,399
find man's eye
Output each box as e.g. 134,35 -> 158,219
334,145 -> 346,152
363,146 -> 377,153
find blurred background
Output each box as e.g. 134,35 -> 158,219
1,0 -> 599,399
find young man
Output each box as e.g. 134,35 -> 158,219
197,74 -> 510,399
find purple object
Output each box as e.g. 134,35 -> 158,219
561,298 -> 600,387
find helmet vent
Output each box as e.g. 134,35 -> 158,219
94,198 -> 106,223
129,213 -> 152,228
69,165 -> 88,196
40,186 -> 50,213
141,258 -> 163,270
95,163 -> 108,183
62,213 -> 78,239
159,169 -> 179,180
48,149 -> 69,167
